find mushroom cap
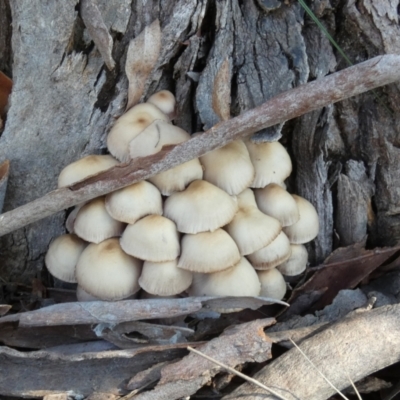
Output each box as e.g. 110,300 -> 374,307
65,203 -> 85,233
105,181 -> 162,224
148,158 -> 203,196
129,120 -> 190,159
120,215 -> 180,262
245,140 -> 292,188
58,155 -> 119,188
74,197 -> 125,243
139,259 -> 193,296
247,231 -> 292,270
164,180 -> 238,234
45,234 -> 87,283
188,257 -> 261,298
257,268 -> 287,300
76,238 -> 142,301
147,90 -> 176,118
283,195 -> 319,244
107,103 -> 169,162
200,140 -> 255,195
255,184 -> 300,227
76,285 -> 101,302
225,189 -> 282,255
178,229 -> 241,273
277,244 -> 308,276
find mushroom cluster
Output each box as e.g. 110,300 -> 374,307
45,90 -> 319,305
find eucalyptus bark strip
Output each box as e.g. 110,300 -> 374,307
0,55 -> 399,237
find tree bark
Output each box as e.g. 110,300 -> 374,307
1,0 -> 400,284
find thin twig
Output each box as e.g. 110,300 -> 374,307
187,346 -> 290,400
0,55 -> 400,237
289,338 -> 350,400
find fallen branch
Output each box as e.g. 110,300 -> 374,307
0,55 -> 400,236
223,304 -> 400,400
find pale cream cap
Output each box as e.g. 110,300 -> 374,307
178,229 -> 241,273
200,140 -> 255,195
120,215 -> 180,262
107,103 -> 169,162
277,244 -> 308,276
247,231 -> 292,270
58,155 -> 119,188
74,197 -> 125,243
164,180 -> 238,234
45,234 -> 87,283
283,195 -> 319,243
147,90 -> 176,118
139,259 -> 193,296
255,184 -> 300,227
257,268 -> 287,300
76,238 -> 142,301
105,181 -> 162,224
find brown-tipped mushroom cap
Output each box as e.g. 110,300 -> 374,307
58,155 -> 119,188
283,195 -> 319,243
164,180 -> 238,234
225,189 -> 282,255
76,238 -> 142,301
178,229 -> 241,273
277,244 -> 308,276
120,215 -> 180,262
188,257 -> 261,299
105,181 -> 162,224
45,234 -> 87,283
245,140 -> 292,188
139,259 -> 192,296
247,231 -> 291,270
107,103 -> 169,162
257,268 -> 287,300
255,184 -> 299,227
74,197 -> 125,243
147,90 -> 176,118
129,120 -> 190,159
200,140 -> 255,195
148,158 -> 203,196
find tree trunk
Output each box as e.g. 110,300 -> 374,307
0,0 -> 399,284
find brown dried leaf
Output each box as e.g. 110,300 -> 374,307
283,242 -> 400,318
132,319 -> 275,400
0,71 -> 12,115
125,20 -> 161,110
0,159 -> 9,213
80,0 -> 115,70
212,57 -> 231,121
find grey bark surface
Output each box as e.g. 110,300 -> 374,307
1,0 -> 400,279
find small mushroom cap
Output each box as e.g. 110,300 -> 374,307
107,103 -> 169,162
178,229 -> 241,273
105,181 -> 162,224
277,244 -> 308,276
255,184 -> 300,227
76,238 -> 142,301
139,259 -> 193,296
200,140 -> 255,195
120,215 -> 180,262
147,90 -> 176,118
45,234 -> 87,283
247,231 -> 292,270
283,195 -> 319,244
148,158 -> 203,196
188,257 -> 261,298
164,180 -> 238,234
225,189 -> 282,255
65,203 -> 85,233
257,268 -> 287,300
58,155 -> 119,188
74,197 -> 125,243
129,120 -> 190,159
245,140 -> 292,188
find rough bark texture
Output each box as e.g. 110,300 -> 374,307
1,0 -> 400,281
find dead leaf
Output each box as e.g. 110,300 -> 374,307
0,71 -> 12,115
283,242 -> 400,318
0,159 -> 10,213
80,0 -> 115,70
212,57 -> 231,121
125,20 -> 161,109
